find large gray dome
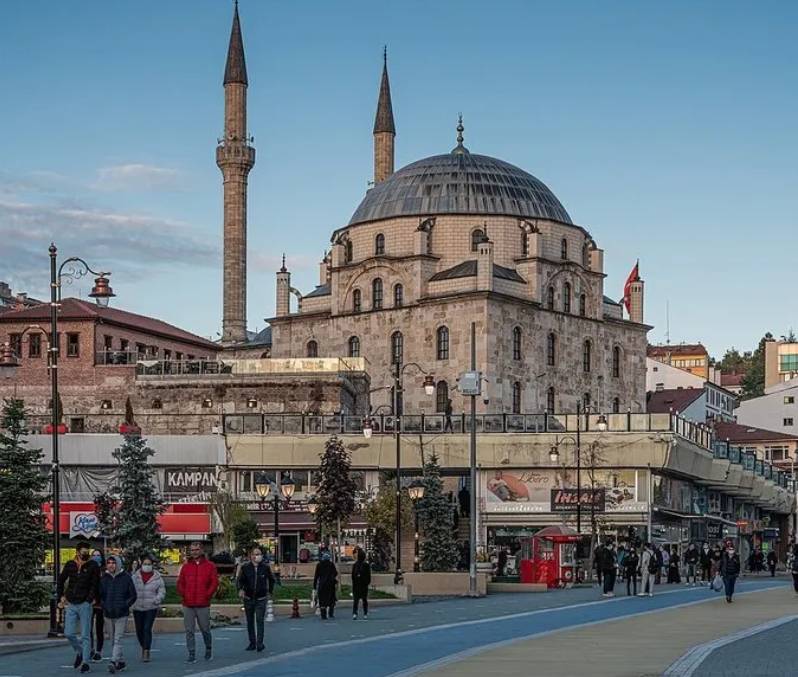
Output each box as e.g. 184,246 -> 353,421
349,150 -> 572,226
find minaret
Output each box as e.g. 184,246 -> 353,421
217,1 -> 255,345
373,47 -> 395,184
276,255 -> 291,317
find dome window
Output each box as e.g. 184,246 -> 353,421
375,233 -> 385,256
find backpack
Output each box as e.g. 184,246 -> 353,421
647,554 -> 659,574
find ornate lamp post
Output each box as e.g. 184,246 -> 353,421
0,245 -> 114,637
408,479 -> 425,572
254,473 -> 297,564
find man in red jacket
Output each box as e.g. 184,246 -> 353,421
177,542 -> 219,663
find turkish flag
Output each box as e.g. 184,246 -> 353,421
622,261 -> 639,313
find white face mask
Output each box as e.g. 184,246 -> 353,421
727,549 -> 735,555
253,555 -> 263,564
141,564 -> 153,573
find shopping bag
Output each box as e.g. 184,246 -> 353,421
310,588 -> 318,608
711,573 -> 723,591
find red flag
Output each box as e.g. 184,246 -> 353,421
622,261 -> 640,313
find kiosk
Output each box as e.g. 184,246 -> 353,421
519,525 -> 581,588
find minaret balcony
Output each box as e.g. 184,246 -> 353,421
216,143 -> 255,168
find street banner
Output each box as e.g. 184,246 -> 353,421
550,488 -> 606,513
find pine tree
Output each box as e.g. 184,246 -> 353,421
364,474 -> 412,572
418,454 -> 458,571
315,435 -> 357,555
0,399 -> 50,613
231,517 -> 260,557
110,434 -> 167,563
741,332 -> 773,400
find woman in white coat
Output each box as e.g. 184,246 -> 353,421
131,555 -> 166,662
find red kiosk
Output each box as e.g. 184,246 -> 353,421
519,526 -> 580,588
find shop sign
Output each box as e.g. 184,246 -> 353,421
165,468 -> 218,493
550,488 -> 606,513
707,521 -> 722,540
70,512 -> 100,538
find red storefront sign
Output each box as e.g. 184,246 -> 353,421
43,502 -> 211,536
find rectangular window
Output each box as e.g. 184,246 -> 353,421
66,333 -> 80,357
784,418 -> 794,427
104,335 -> 113,350
176,351 -> 183,361
29,333 -> 42,358
785,396 -> 795,405
779,354 -> 798,373
69,417 -> 85,433
136,343 -> 147,359
163,349 -> 172,361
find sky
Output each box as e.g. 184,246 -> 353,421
0,0 -> 795,357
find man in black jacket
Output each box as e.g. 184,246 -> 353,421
720,542 -> 742,602
99,555 -> 137,673
351,547 -> 372,620
699,543 -> 713,585
236,547 -> 275,652
58,542 -> 101,673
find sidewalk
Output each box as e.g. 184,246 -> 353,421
421,585 -> 798,677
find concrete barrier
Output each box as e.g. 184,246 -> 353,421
372,572 -> 488,597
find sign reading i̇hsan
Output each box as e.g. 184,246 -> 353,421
550,488 -> 606,513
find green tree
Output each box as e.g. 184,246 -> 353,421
364,472 -> 412,572
210,488 -> 248,552
717,347 -> 751,375
417,454 -> 458,571
110,434 -> 167,562
231,517 -> 260,557
316,435 -> 357,558
0,399 -> 50,613
741,332 -> 774,400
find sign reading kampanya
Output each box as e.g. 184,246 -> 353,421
165,469 -> 218,493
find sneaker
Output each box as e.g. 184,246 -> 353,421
185,656 -> 196,664
256,645 -> 265,653
116,662 -> 126,672
75,654 -> 84,669
91,652 -> 102,663
204,649 -> 213,661
245,644 -> 256,651
636,593 -> 646,597
80,665 -> 91,674
107,663 -> 115,675
363,614 -> 368,620
353,614 -> 358,620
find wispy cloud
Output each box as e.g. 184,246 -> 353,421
92,163 -> 184,192
0,199 -> 217,295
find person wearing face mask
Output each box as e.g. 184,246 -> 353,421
720,541 -> 742,602
99,554 -> 137,673
58,542 -> 101,673
131,555 -> 166,662
236,546 -> 275,652
699,543 -> 713,586
89,549 -> 106,662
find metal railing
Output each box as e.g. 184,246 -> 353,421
134,356 -> 370,379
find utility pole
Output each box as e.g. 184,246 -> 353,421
468,322 -> 478,597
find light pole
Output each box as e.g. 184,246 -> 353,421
0,245 -> 114,637
255,474 -> 297,564
408,479 -> 425,572
363,363 -> 434,584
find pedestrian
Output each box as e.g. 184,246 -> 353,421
594,545 -> 603,587
58,541 -> 101,673
684,543 -> 699,586
99,554 -> 137,674
313,550 -> 338,620
351,546 -> 371,620
131,554 -> 166,663
444,398 -> 453,432
791,544 -> 798,595
767,550 -> 778,577
699,543 -> 713,585
599,542 -> 616,597
639,543 -> 656,597
177,542 -> 219,663
624,547 -> 639,596
236,546 -> 274,652
458,486 -> 470,517
616,543 -> 627,583
668,546 -> 681,584
711,544 -> 722,578
654,544 -> 664,585
497,548 -> 508,577
720,541 -> 741,603
661,545 -> 671,582
89,549 -> 106,662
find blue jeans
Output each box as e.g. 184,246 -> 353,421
64,601 -> 93,664
723,575 -> 737,599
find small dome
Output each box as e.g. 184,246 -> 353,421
349,151 -> 572,225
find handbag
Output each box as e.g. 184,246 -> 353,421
310,588 -> 318,608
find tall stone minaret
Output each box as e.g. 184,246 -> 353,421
217,1 -> 255,345
373,47 -> 395,184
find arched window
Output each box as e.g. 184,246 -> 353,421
583,339 -> 592,373
391,331 -> 403,365
561,238 -> 568,260
306,340 -> 318,358
612,397 -> 621,414
348,336 -> 360,358
372,278 -> 383,310
394,283 -> 404,308
546,332 -> 556,367
563,282 -> 571,313
547,386 -> 556,414
436,380 -> 449,413
352,288 -> 362,313
344,239 -> 353,263
512,381 -> 522,414
612,346 -> 621,378
521,231 -> 529,257
375,233 -> 385,256
579,293 -> 586,317
512,326 -> 522,360
436,326 -> 449,360
471,228 -> 486,252
582,242 -> 591,267
546,286 -> 555,310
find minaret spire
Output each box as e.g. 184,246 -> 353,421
373,46 -> 396,184
217,1 -> 255,345
224,0 -> 248,86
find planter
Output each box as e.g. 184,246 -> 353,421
118,423 -> 141,436
43,424 -> 67,435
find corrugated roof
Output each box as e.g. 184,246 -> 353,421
0,298 -> 218,351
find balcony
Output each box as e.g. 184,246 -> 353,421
135,357 -> 369,380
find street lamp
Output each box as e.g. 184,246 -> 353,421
408,479 -> 425,572
0,342 -> 19,380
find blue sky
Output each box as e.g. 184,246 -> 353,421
1,0 -> 795,356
